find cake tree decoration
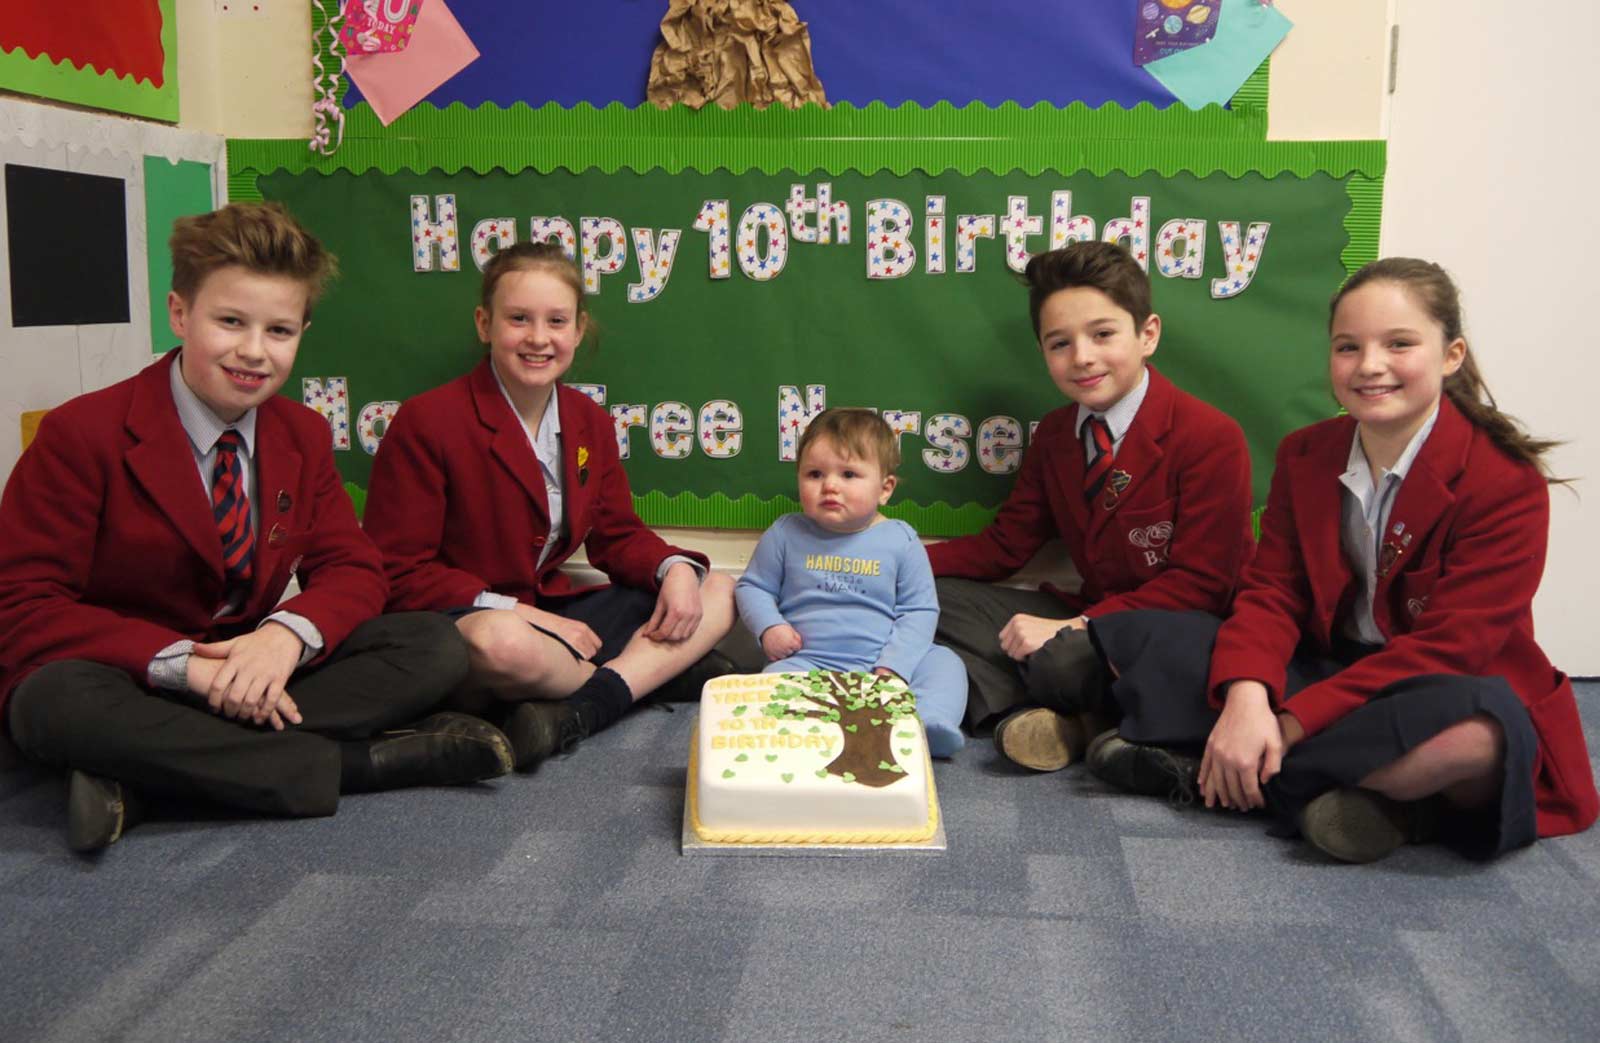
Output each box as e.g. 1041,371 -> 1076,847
763,671 -> 918,788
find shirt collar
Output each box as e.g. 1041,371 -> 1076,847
1342,403 -> 1441,487
1075,365 -> 1149,442
489,360 -> 562,444
169,350 -> 258,456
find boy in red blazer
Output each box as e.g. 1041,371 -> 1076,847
0,203 -> 510,854
928,241 -> 1254,770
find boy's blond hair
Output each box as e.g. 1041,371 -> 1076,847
796,408 -> 900,475
169,202 -> 338,318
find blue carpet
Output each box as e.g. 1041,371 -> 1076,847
2,683 -> 1598,1042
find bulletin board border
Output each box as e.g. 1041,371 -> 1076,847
0,0 -> 179,122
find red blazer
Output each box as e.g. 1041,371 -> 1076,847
364,360 -> 707,611
1209,400 -> 1598,837
928,366 -> 1253,618
0,351 -> 387,716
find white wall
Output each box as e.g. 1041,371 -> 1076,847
1380,0 -> 1598,671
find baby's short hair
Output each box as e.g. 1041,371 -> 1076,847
796,408 -> 900,475
1023,240 -> 1151,337
169,202 -> 338,318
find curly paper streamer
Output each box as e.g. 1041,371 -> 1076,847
309,1 -> 346,157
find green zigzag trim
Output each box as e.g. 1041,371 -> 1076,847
0,0 -> 178,121
1341,174 -> 1384,275
1229,57 -> 1270,114
227,101 -> 1385,180
633,491 -> 994,535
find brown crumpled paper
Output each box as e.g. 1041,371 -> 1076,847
647,0 -> 829,110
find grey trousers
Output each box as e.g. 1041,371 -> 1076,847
933,577 -> 1108,729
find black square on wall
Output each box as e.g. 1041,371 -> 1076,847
6,163 -> 131,327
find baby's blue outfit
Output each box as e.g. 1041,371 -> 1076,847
735,514 -> 967,757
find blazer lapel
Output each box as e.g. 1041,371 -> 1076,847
1057,405 -> 1093,538
471,361 -> 551,526
555,386 -> 592,556
1371,401 -> 1469,617
123,354 -> 225,577
252,407 -> 302,596
1289,421 -> 1355,621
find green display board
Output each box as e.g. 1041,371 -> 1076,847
230,94 -> 1385,534
143,156 -> 215,353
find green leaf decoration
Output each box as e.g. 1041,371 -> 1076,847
782,773 -> 794,783
731,704 -> 746,716
900,747 -> 912,755
842,771 -> 856,783
877,760 -> 892,770
820,750 -> 830,757
844,724 -> 858,733
722,769 -> 736,779
808,725 -> 821,734
777,727 -> 789,735
765,754 -> 778,762
815,769 -> 829,778
897,731 -> 914,738
870,718 -> 882,727
889,764 -> 906,774
734,753 -> 748,762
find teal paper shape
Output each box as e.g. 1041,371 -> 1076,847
143,157 -> 214,353
1145,0 -> 1292,109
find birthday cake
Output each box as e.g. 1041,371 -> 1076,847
688,671 -> 939,845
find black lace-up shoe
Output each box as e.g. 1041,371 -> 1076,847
1085,729 -> 1201,805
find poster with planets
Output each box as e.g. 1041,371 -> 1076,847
1135,1 -> 1220,65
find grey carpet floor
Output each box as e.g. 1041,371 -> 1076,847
3,683 -> 1599,1043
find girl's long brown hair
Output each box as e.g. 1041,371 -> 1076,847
1330,258 -> 1565,482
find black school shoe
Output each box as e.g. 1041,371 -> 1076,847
503,700 -> 588,772
368,713 -> 513,789
1085,729 -> 1201,804
1298,788 -> 1440,864
654,650 -> 739,704
67,770 -> 142,853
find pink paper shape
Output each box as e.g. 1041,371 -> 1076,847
344,0 -> 478,126
339,0 -> 425,56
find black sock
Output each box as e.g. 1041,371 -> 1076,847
339,740 -> 378,793
567,666 -> 634,736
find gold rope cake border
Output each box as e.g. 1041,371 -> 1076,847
686,722 -> 940,845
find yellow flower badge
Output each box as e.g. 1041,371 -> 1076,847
576,445 -> 590,486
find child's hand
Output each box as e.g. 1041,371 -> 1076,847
191,623 -> 305,730
760,623 -> 803,661
1198,680 -> 1281,811
512,603 -> 602,660
998,613 -> 1075,660
642,562 -> 704,642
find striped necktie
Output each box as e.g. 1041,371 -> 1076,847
1083,416 -> 1114,503
211,430 -> 254,585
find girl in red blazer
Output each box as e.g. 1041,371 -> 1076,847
364,242 -> 736,770
1088,258 -> 1598,862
